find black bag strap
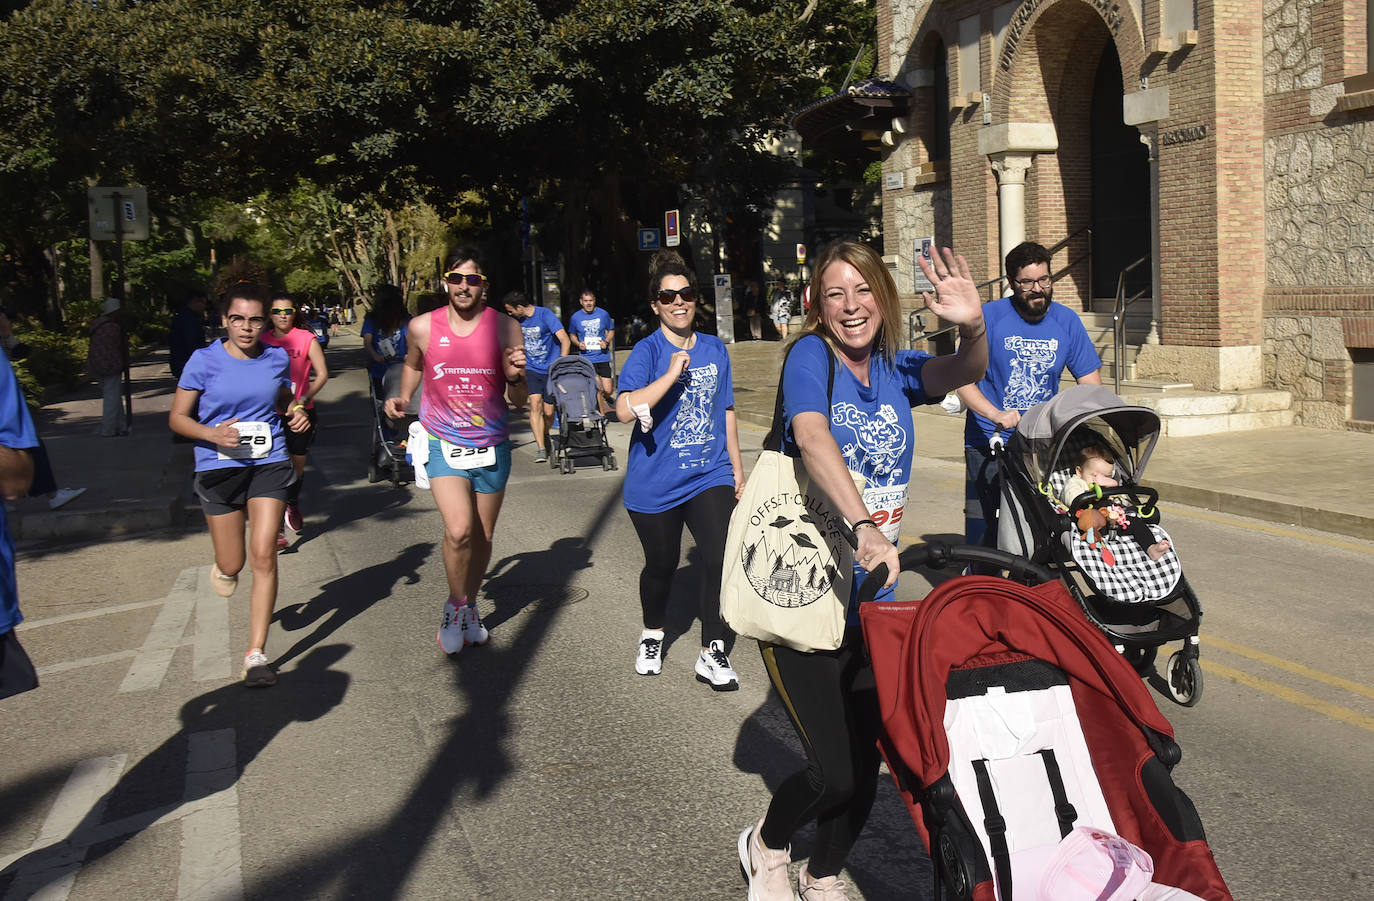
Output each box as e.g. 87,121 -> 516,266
762,335 -> 837,453
971,758 -> 1013,901
1037,748 -> 1079,839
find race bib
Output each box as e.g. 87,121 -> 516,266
862,484 -> 909,543
584,337 -> 602,352
216,421 -> 273,461
438,441 -> 496,470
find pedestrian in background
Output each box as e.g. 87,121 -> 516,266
361,284 -> 411,394
86,297 -> 126,437
771,280 -> 795,341
170,292 -> 208,380
568,288 -> 615,411
615,250 -> 743,690
737,239 -> 987,900
169,282 -> 310,687
741,278 -> 763,340
261,291 -> 329,547
0,346 -> 39,699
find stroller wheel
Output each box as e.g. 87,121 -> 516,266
608,452 -> 618,471
602,455 -> 612,471
367,457 -> 383,484
936,831 -> 972,900
1121,644 -> 1158,676
1165,651 -> 1203,707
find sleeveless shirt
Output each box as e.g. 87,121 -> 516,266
419,305 -> 509,447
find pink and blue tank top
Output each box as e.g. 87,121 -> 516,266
419,305 -> 509,448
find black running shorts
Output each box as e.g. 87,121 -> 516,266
0,628 -> 39,700
194,460 -> 297,516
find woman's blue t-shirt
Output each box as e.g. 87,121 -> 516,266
361,313 -> 410,380
780,334 -> 935,610
619,330 -> 736,513
520,306 -> 564,374
178,340 -> 292,472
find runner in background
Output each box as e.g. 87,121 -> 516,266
385,248 -> 527,656
261,292 -> 329,548
568,289 -> 616,412
505,292 -> 569,463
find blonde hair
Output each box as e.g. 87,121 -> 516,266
799,239 -> 901,364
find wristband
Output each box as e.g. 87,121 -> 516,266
292,403 -> 306,411
853,519 -> 879,532
959,323 -> 986,341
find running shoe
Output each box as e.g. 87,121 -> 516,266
242,650 -> 276,687
461,604 -> 490,646
798,866 -> 850,901
694,639 -> 740,691
276,528 -> 289,551
284,503 -> 303,533
634,633 -> 663,676
737,819 -> 794,901
534,448 -> 547,463
48,487 -> 87,510
209,563 -> 238,598
438,600 -> 465,655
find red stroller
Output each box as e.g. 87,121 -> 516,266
858,543 -> 1232,901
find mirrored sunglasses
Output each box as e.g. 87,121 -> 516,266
270,307 -> 295,315
444,271 -> 487,287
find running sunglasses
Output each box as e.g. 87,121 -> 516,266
656,286 -> 697,305
444,271 -> 488,287
270,306 -> 295,315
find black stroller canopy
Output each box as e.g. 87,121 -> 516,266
1015,385 -> 1162,485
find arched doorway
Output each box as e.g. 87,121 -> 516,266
1089,40 -> 1150,299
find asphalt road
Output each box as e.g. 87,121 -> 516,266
2,348 -> 1371,900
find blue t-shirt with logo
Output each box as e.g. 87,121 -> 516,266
0,349 -> 38,633
569,307 -> 615,364
781,334 -> 935,610
520,306 -> 564,374
619,330 -> 736,514
964,297 -> 1101,447
360,313 -> 410,381
178,341 -> 292,472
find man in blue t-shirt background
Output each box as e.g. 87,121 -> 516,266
955,241 -> 1102,554
505,292 -> 570,463
568,289 -> 616,413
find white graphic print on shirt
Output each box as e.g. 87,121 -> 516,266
669,362 -> 719,465
1002,335 -> 1060,411
832,401 -> 909,540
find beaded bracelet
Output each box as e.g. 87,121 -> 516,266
853,519 -> 879,532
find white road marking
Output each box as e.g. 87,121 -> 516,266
35,650 -> 139,677
1,755 -> 126,901
118,568 -> 200,693
15,598 -> 166,631
193,570 -> 231,682
177,729 -> 243,901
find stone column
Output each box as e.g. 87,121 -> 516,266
989,153 -> 1035,273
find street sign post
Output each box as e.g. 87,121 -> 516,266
87,186 -> 150,433
913,236 -> 935,294
713,274 -> 735,344
795,243 -> 807,265
638,228 -> 661,251
665,210 -> 680,248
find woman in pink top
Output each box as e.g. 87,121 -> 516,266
385,248 -> 527,656
261,293 -> 329,546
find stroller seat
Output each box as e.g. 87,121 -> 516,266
545,355 -> 617,474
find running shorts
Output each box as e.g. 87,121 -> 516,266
424,437 -> 512,493
284,407 -> 318,456
0,629 -> 39,700
592,361 -> 612,379
526,369 -> 549,397
195,460 -> 297,515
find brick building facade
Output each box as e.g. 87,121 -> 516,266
869,0 -> 1372,428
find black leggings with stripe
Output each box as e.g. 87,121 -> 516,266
758,631 -> 883,879
626,483 -> 735,646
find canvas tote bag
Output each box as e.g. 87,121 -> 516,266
720,339 -> 863,652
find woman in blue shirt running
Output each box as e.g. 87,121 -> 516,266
615,251 -> 744,691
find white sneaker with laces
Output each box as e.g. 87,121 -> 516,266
242,650 -> 276,687
461,604 -> 489,646
695,639 -> 739,691
437,600 -> 465,655
798,865 -> 850,901
634,631 -> 663,675
738,819 -> 795,901
48,487 -> 87,510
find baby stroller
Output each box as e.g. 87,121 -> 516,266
994,385 -> 1204,706
545,355 -> 616,475
858,544 -> 1233,901
367,364 -> 418,487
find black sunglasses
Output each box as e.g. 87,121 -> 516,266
656,287 -> 697,305
444,272 -> 487,287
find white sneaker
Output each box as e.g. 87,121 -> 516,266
48,487 -> 87,510
437,600 -> 465,655
634,632 -> 663,675
242,650 -> 276,687
738,819 -> 795,901
798,865 -> 850,900
461,604 -> 489,646
695,639 -> 739,691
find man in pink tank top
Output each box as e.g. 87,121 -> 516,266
385,248 -> 527,656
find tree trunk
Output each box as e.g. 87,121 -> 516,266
89,239 -> 103,302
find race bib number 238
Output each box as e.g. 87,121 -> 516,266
438,441 -> 496,470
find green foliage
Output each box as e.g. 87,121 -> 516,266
10,326 -> 89,400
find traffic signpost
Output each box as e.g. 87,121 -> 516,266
87,187 -> 150,432
665,210 -> 680,248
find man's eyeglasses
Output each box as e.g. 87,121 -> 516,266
270,307 -> 295,315
656,287 -> 697,305
444,271 -> 487,287
227,315 -> 267,329
1012,276 -> 1053,291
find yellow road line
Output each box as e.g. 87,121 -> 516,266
1201,659 -> 1374,734
1162,505 -> 1374,555
1202,634 -> 1374,701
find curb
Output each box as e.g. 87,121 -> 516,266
1141,478 -> 1374,542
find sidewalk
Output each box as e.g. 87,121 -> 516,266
12,332 -> 1372,544
720,339 -> 1374,542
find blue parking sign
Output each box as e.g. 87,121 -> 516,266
639,228 -> 661,251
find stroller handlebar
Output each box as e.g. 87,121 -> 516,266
857,542 -> 1058,604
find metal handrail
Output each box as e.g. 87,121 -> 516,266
1045,225 -> 1093,312
1112,253 -> 1151,393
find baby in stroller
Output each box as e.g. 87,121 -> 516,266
1061,443 -> 1172,562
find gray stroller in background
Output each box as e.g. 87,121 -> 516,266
545,355 -> 616,474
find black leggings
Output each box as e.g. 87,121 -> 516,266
758,632 -> 882,879
626,483 -> 735,646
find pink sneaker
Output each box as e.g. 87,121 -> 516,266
284,503 -> 303,533
738,819 -> 794,901
798,865 -> 850,900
